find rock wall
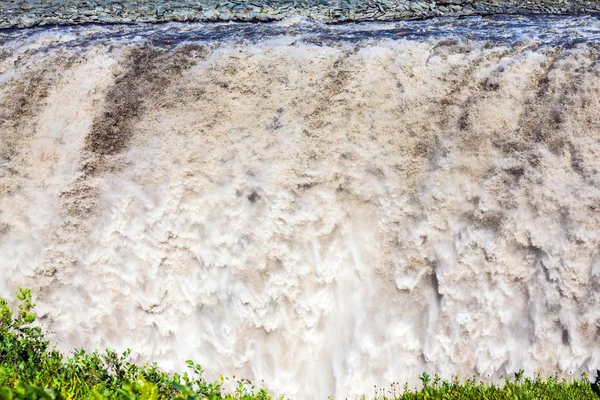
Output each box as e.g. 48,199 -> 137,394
2,0 -> 600,29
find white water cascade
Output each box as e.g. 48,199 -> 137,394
1,16 -> 600,399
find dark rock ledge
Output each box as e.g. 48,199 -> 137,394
1,0 -> 600,29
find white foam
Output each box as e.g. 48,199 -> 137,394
1,22 -> 600,399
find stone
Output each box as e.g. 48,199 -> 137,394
1,0 -> 600,29
43,17 -> 61,24
203,9 -> 217,18
20,16 -> 37,27
123,4 -> 138,14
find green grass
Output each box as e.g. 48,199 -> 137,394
1,288 -> 599,400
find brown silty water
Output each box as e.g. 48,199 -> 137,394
0,16 -> 600,399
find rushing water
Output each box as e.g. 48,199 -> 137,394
1,15 -> 600,399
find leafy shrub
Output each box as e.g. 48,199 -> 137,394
372,370 -> 599,399
0,288 -> 598,399
0,288 -> 273,400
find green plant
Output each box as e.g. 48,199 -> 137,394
0,288 -> 274,400
0,288 -> 598,400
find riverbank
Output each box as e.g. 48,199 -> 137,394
2,0 -> 600,29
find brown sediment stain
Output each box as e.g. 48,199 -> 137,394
0,52 -> 77,196
82,43 -> 209,176
305,48 -> 360,132
59,181 -> 101,218
0,222 -> 9,238
430,43 -> 543,159
541,56 -> 597,158
0,71 -> 50,165
409,140 -> 430,158
428,41 -> 489,135
442,45 -> 530,152
54,43 -> 209,224
468,207 -> 505,233
516,49 -> 575,156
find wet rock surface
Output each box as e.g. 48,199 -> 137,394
1,0 -> 600,29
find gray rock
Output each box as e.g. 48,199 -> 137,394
203,9 -> 218,18
2,0 -> 600,29
410,3 -> 422,11
20,16 -> 37,27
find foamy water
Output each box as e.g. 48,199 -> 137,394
1,16 -> 600,399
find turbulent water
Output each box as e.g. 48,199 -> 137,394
2,15 -> 600,399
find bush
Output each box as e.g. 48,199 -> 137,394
0,288 -> 274,400
0,288 -> 598,399
372,370 -> 599,399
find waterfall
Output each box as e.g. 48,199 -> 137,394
1,16 -> 600,399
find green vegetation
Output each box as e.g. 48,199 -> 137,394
0,288 -> 272,400
1,288 -> 599,400
373,371 -> 599,399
